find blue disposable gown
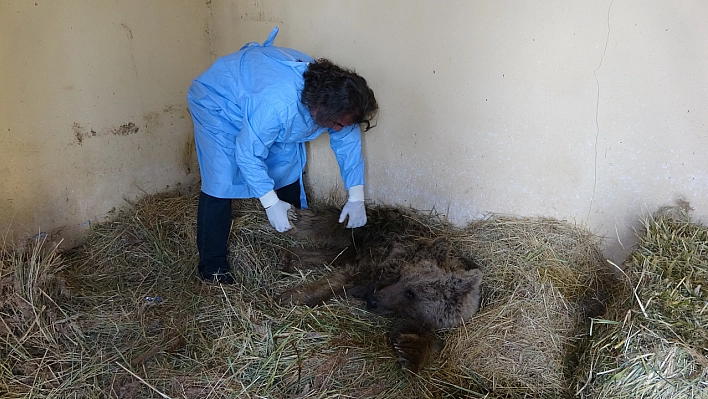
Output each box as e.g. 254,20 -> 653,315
187,27 -> 365,208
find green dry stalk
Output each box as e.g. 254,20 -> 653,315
2,190 -> 618,398
576,206 -> 708,399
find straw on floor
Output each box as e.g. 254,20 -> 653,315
2,189 -> 625,398
575,205 -> 708,399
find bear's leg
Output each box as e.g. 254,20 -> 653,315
276,270 -> 354,306
278,247 -> 354,273
389,320 -> 443,374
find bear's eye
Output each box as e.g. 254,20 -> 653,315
405,290 -> 415,300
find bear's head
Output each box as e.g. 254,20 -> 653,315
366,237 -> 483,329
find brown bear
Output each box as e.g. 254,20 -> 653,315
276,205 -> 483,372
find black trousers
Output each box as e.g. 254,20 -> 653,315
197,180 -> 301,277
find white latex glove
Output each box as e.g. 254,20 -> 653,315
339,185 -> 367,228
260,190 -> 294,232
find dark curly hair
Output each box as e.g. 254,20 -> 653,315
301,58 -> 378,131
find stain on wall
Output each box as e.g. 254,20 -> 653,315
235,0 -> 282,23
72,121 -> 139,145
73,122 -> 88,145
181,138 -> 197,175
71,103 -> 193,148
143,111 -> 162,135
112,122 -> 139,136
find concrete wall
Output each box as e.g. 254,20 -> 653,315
213,0 -> 708,263
2,1 -> 707,263
1,1 -> 211,249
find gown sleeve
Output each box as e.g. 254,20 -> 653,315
329,124 -> 365,189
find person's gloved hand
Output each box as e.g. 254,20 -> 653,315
339,185 -> 367,228
260,190 -> 294,232
265,200 -> 294,232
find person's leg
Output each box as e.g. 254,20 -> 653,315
197,191 -> 235,284
275,180 -> 302,209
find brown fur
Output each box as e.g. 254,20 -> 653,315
276,205 -> 483,372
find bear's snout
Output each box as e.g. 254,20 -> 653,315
366,290 -> 400,315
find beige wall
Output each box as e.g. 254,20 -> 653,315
2,1 -> 707,263
1,1 -> 211,248
214,0 -> 708,263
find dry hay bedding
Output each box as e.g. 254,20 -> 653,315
575,206 -> 708,399
0,189 -> 616,398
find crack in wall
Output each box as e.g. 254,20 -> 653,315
587,0 -> 615,223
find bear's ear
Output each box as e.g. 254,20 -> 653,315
453,269 -> 483,317
455,269 -> 483,296
419,237 -> 450,265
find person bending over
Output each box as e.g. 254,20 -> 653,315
187,27 -> 378,284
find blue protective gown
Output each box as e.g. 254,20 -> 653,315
187,27 -> 365,208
